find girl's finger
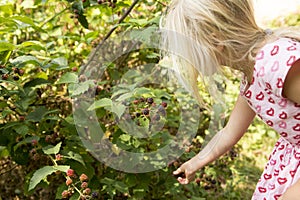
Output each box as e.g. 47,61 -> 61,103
173,167 -> 183,175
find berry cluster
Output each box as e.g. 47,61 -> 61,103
97,0 -> 117,8
122,97 -> 168,129
0,65 -> 24,81
62,169 -> 98,199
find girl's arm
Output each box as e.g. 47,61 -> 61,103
174,95 -> 256,184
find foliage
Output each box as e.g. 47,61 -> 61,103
0,0 -> 299,199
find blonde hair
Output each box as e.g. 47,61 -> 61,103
160,0 -> 300,105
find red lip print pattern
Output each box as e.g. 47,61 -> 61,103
274,169 -> 279,176
279,112 -> 287,119
287,55 -> 296,66
277,177 -> 287,185
257,67 -> 265,77
258,187 -> 267,193
268,98 -> 275,104
287,45 -> 297,51
264,173 -> 272,180
271,61 -> 279,72
265,82 -> 272,90
256,92 -> 265,101
293,124 -> 300,131
290,169 -> 297,178
267,120 -> 274,127
295,152 -> 300,159
278,99 -> 287,107
276,78 -> 284,88
271,45 -> 279,56
245,90 -> 252,98
293,135 -> 300,140
294,113 -> 300,120
270,159 -> 277,166
280,132 -> 288,137
279,121 -> 287,129
274,195 -> 282,200
256,50 -> 264,60
268,184 -> 275,190
267,108 -> 275,116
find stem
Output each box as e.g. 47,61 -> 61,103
81,0 -> 140,71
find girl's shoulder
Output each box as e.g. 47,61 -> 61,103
254,37 -> 300,98
256,37 -> 300,61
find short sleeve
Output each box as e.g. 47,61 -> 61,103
255,38 -> 300,98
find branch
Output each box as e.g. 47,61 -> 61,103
82,0 -> 140,71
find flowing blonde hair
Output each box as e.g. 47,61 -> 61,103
160,0 -> 300,105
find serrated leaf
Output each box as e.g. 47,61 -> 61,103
56,72 -> 78,84
87,98 -> 112,111
42,142 -> 62,155
111,103 -> 126,118
28,165 -> 69,191
65,151 -> 85,167
71,80 -> 94,96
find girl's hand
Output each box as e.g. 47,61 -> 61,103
173,157 -> 201,184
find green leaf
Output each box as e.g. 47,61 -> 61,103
26,107 -> 58,122
24,78 -> 50,88
0,41 -> 15,52
19,40 -> 45,51
14,136 -> 39,150
87,98 -> 112,111
51,57 -> 68,69
111,102 -> 126,119
56,72 -> 78,84
71,80 -> 94,96
77,14 -> 89,29
28,165 -> 70,191
64,151 -> 86,167
42,142 -> 62,155
10,55 -> 41,67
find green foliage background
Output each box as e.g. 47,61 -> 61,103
0,0 -> 298,199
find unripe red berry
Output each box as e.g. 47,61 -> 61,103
55,154 -> 62,161
133,99 -> 139,105
67,169 -> 75,177
81,181 -> 88,189
72,67 -> 78,72
18,69 -> 24,76
31,139 -> 38,146
45,135 -> 52,143
161,102 -> 168,108
62,190 -> 70,198
19,116 -> 25,121
2,74 -> 8,80
13,67 -> 19,73
66,177 -> 73,186
83,188 -> 91,195
195,178 -> 201,185
79,173 -> 88,182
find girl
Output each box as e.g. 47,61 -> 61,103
160,0 -> 300,199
